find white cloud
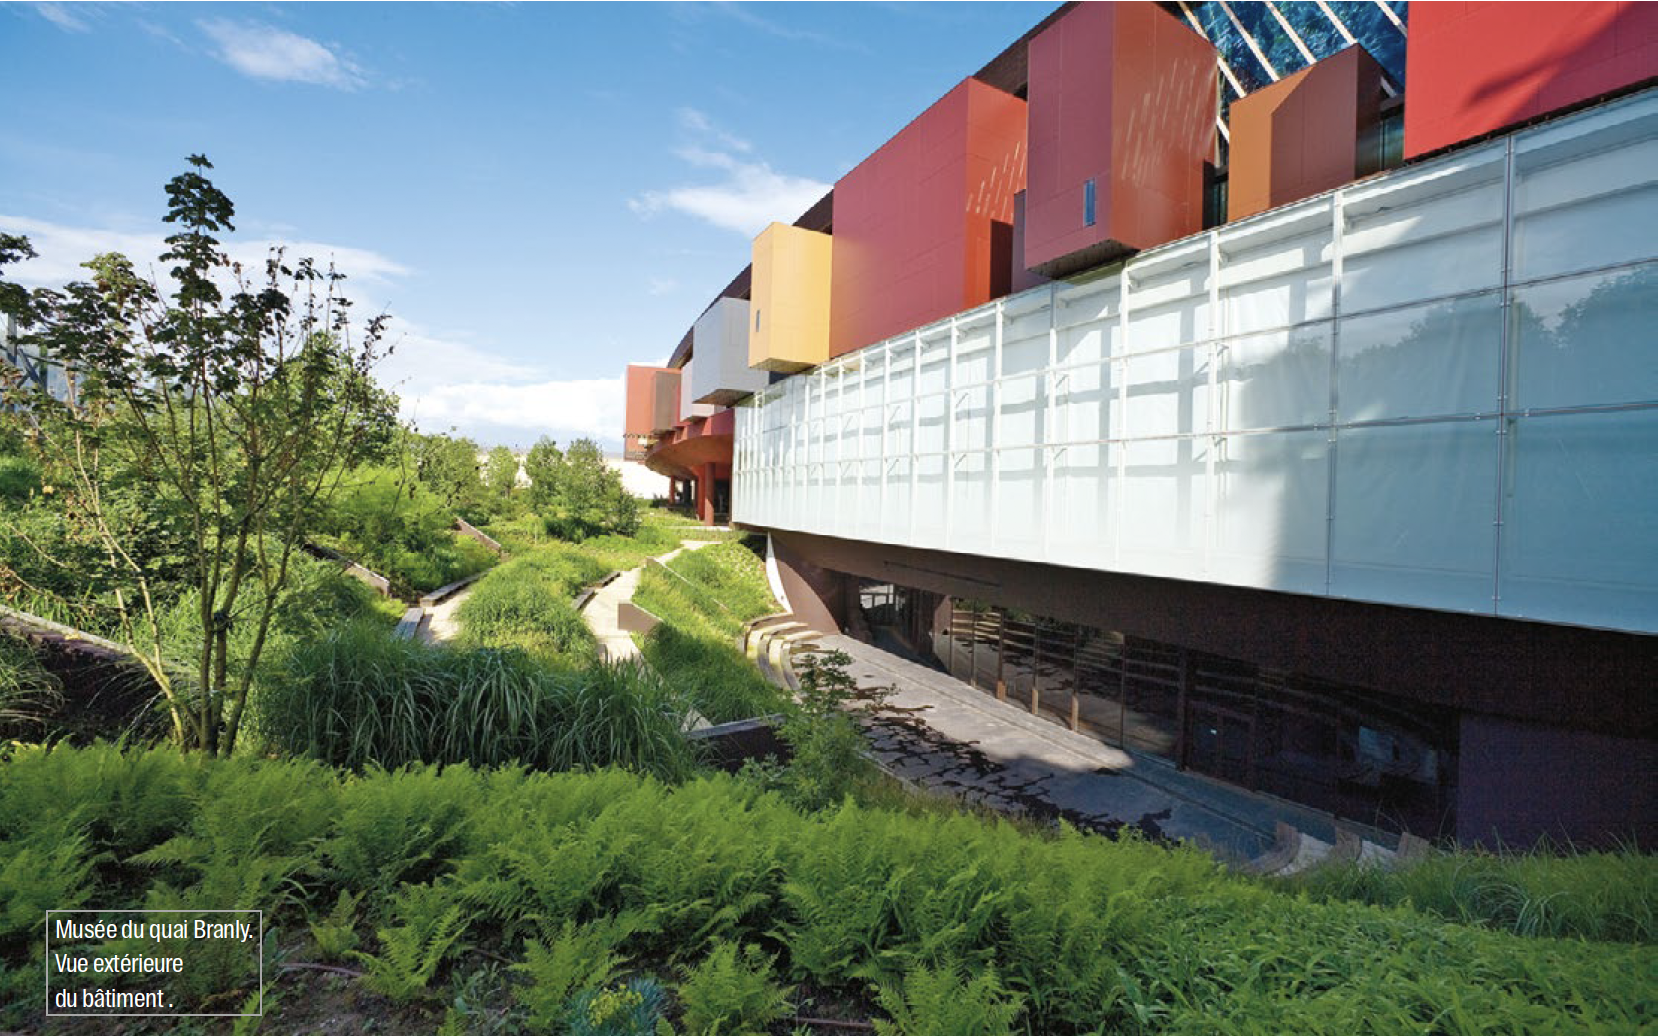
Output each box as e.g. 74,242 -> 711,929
34,3 -> 89,32
0,215 -> 409,292
199,20 -> 366,89
402,377 -> 625,445
630,110 -> 828,237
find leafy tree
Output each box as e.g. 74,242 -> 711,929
413,432 -> 482,507
485,445 -> 518,498
1,155 -> 397,755
538,437 -> 639,541
522,435 -> 563,510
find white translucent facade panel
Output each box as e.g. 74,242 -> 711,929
998,375 -> 1045,448
1117,436 -> 1209,580
1337,294 -> 1503,422
1210,431 -> 1329,595
949,451 -> 993,554
728,91 -> 1658,635
1217,202 -> 1335,334
1122,348 -> 1209,439
995,448 -> 1044,560
1052,363 -> 1116,445
1001,294 -> 1050,375
1339,147 -> 1505,314
1055,276 -> 1119,365
914,455 -> 946,543
1511,97 -> 1658,282
1330,422 -> 1498,614
1048,443 -> 1114,570
1498,410 -> 1658,629
1126,240 -> 1212,351
1510,267 -> 1658,411
1219,324 -> 1330,431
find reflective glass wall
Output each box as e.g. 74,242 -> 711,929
736,92 -> 1658,634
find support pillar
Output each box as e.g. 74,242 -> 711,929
697,462 -> 716,526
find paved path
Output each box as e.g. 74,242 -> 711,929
420,588 -> 470,644
582,540 -> 714,663
820,634 -> 1362,863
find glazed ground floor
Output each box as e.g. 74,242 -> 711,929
762,530 -> 1655,848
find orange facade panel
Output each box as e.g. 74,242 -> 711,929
750,222 -> 833,373
1025,1 -> 1215,278
624,364 -> 671,441
829,78 -> 1027,358
1228,46 -> 1385,222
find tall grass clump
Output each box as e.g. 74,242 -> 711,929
262,624 -> 695,779
456,551 -> 603,664
633,539 -> 785,724
0,634 -> 61,733
1285,843 -> 1657,943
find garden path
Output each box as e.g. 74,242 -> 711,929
583,539 -> 714,663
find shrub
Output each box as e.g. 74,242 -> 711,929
568,977 -> 668,1036
676,941 -> 792,1036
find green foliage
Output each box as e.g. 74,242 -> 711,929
2,745 -> 1653,1036
1284,843 -> 1657,943
513,916 -> 637,1031
632,540 -> 785,724
874,965 -> 1022,1036
569,977 -> 669,1036
676,942 -> 791,1036
0,634 -> 60,732
317,464 -> 497,597
535,437 -> 641,540
415,433 -> 485,509
265,624 -> 695,779
771,650 -> 886,812
0,453 -> 40,503
486,445 -> 520,498
456,551 -> 600,665
3,159 -> 400,756
309,889 -> 363,960
356,881 -> 469,1002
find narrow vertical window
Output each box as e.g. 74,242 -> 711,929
755,308 -> 762,332
1083,178 -> 1097,227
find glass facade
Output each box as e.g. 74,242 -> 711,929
736,91 -> 1658,635
855,580 -> 1458,837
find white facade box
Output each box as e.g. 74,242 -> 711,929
691,297 -> 770,405
679,358 -> 717,422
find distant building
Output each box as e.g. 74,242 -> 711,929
623,2 -> 1658,848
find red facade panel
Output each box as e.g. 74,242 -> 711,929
829,79 -> 1028,358
624,365 -> 671,440
1024,1 -> 1215,278
1405,1 -> 1658,159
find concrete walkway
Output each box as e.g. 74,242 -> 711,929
582,541 -> 713,663
820,634 -> 1369,864
420,588 -> 470,644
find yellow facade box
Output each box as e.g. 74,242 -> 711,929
749,222 -> 832,373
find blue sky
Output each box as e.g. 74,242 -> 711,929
2,1 -> 1050,450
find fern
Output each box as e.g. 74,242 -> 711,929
676,942 -> 791,1036
355,883 -> 468,1002
309,889 -> 363,960
873,965 -> 1022,1036
512,914 -> 641,1031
